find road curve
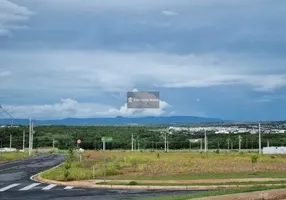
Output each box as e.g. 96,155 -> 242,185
0,154 -> 205,200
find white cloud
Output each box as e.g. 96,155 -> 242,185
1,98 -> 171,119
161,10 -> 178,16
104,100 -> 171,117
1,50 -> 286,94
0,0 -> 33,36
0,69 -> 11,76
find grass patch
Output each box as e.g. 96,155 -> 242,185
96,180 -> 286,186
110,172 -> 286,180
40,151 -> 286,181
0,152 -> 29,163
138,185 -> 286,200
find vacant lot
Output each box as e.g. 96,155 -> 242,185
41,151 -> 286,181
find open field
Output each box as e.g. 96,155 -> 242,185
0,152 -> 29,163
41,151 -> 286,182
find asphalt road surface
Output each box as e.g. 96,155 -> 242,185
0,154 -> 206,200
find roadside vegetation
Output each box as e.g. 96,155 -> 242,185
0,152 -> 29,163
40,151 -> 286,182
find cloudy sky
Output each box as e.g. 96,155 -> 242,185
0,0 -> 286,121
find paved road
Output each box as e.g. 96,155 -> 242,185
0,154 -> 206,200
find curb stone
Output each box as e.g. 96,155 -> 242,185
33,176 -> 286,191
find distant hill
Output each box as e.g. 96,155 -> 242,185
0,116 -> 226,126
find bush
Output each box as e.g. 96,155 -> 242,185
128,181 -> 138,185
215,149 -> 220,154
251,155 -> 259,171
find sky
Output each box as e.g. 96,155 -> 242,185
0,0 -> 286,121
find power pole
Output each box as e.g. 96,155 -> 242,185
103,139 -> 106,151
167,140 -> 169,152
31,121 -> 34,151
137,140 -> 140,151
238,135 -> 242,152
164,132 -> 167,152
259,123 -> 262,154
267,140 -> 269,147
9,134 -> 12,149
131,133 -> 134,152
28,117 -> 32,156
204,130 -> 207,153
23,131 -> 25,152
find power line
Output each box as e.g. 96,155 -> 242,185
0,104 -> 15,127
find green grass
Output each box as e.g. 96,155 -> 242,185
96,180 -> 286,186
136,185 -> 286,200
0,152 -> 29,163
108,172 -> 286,180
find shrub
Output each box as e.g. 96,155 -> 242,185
128,181 -> 138,185
251,155 -> 259,171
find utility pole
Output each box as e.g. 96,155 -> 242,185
204,130 -> 207,153
28,117 -> 32,156
9,134 -> 12,149
137,140 -> 140,151
239,135 -> 242,152
103,139 -> 106,151
267,140 -> 270,147
164,132 -> 167,152
31,121 -> 34,150
131,133 -> 134,152
167,140 -> 169,152
259,123 -> 262,154
23,131 -> 25,152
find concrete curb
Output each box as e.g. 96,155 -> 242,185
33,176 -> 286,190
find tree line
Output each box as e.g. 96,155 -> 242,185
0,126 -> 286,150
